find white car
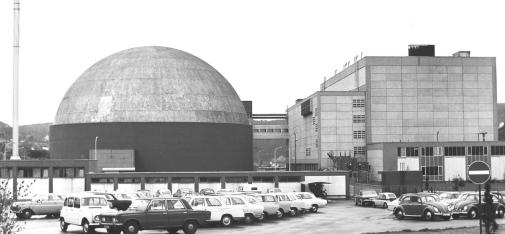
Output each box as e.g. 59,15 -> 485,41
217,195 -> 264,223
294,192 -> 328,213
370,192 -> 397,208
59,194 -> 117,233
387,194 -> 406,211
186,196 -> 245,226
285,193 -> 312,214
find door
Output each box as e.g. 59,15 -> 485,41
166,200 -> 187,227
402,196 -> 413,215
410,196 -> 424,216
143,200 -> 168,229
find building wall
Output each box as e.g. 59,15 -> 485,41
50,122 -> 253,172
367,56 -> 497,143
252,121 -> 289,170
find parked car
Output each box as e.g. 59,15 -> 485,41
387,194 -> 406,211
294,192 -> 328,212
371,192 -> 397,209
268,193 -> 295,217
451,192 -> 505,219
285,193 -> 312,214
59,193 -> 118,233
354,190 -> 378,206
186,196 -> 244,226
12,193 -> 64,219
199,188 -> 215,196
215,189 -> 235,195
98,198 -> 210,234
174,188 -> 194,198
438,191 -> 461,207
89,191 -> 132,211
393,193 -> 451,221
217,195 -> 264,223
250,194 -> 283,218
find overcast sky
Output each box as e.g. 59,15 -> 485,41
0,0 -> 504,125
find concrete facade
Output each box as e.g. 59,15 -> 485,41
288,51 -> 499,180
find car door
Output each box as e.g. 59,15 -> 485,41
402,196 -> 413,215
410,196 -> 424,216
143,199 -> 168,229
166,199 -> 187,227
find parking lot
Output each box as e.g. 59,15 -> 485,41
18,200 -> 505,234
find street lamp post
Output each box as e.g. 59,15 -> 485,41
94,136 -> 99,160
274,146 -> 283,171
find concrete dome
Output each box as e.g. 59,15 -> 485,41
55,46 -> 249,125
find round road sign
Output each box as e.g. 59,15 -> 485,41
468,161 -> 491,184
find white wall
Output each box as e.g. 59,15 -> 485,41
172,183 -> 195,193
53,178 -> 85,194
144,183 -> 169,193
491,156 -> 505,180
397,157 -> 419,171
444,156 -> 467,181
90,183 -> 114,192
305,175 -> 346,196
117,183 -> 141,192
278,182 -> 301,192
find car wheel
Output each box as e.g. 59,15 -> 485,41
311,205 -> 318,213
82,219 -> 95,234
497,207 -> 505,218
183,220 -> 198,234
291,208 -> 298,216
244,214 -> 254,224
395,209 -> 404,220
123,221 -> 140,234
469,208 -> 479,219
424,210 -> 434,221
221,215 -> 233,226
22,209 -> 33,219
276,209 -> 283,218
383,203 -> 388,209
59,218 -> 69,232
15,213 -> 23,219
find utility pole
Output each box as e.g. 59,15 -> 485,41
11,0 -> 21,160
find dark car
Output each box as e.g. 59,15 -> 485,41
98,198 -> 210,234
355,190 -> 378,206
451,192 -> 505,219
393,193 -> 451,221
90,192 -> 132,211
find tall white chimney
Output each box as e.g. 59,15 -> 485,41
11,0 -> 21,160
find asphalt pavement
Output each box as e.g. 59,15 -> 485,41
18,200 -> 505,234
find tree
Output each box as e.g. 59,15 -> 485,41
0,180 -> 31,234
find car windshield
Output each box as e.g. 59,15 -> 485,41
246,196 -> 260,204
130,199 -> 150,210
261,195 -> 276,202
387,194 -> 397,199
420,196 -> 438,203
297,193 -> 314,199
362,191 -> 377,196
205,198 -> 222,207
81,197 -> 108,206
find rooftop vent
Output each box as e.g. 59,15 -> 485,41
408,44 -> 435,57
452,51 -> 471,57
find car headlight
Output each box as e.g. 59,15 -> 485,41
101,216 -> 106,222
463,206 -> 468,211
112,217 -> 119,223
94,215 -> 100,222
433,207 -> 439,213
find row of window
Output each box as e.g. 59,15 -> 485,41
352,115 -> 366,123
354,146 -> 366,155
397,146 -> 494,157
353,131 -> 366,139
0,167 -> 84,178
253,128 -> 289,133
352,99 -> 365,107
91,176 -> 304,184
491,146 -> 505,155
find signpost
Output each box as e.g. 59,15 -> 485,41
468,161 -> 491,234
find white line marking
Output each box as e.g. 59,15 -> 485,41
469,170 -> 490,175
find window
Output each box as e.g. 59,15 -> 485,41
146,177 -> 167,183
74,198 -> 81,208
267,129 -> 274,133
352,99 -> 365,107
225,177 -> 247,183
406,147 -> 419,157
259,129 -> 266,133
253,129 -> 259,133
170,200 -> 186,209
353,131 -> 365,139
352,115 -> 366,123
354,146 -> 366,156
118,178 -> 141,183
191,198 -> 205,207
231,197 -> 245,205
468,146 -> 486,156
491,146 -> 505,155
0,168 -> 12,178
301,99 -> 312,116
434,147 -> 443,156
274,129 -> 281,133
53,167 -> 85,178
282,129 -> 289,133
305,148 -> 311,157
199,177 -> 220,183
149,200 -> 166,211
253,177 -> 274,182
422,166 -> 442,176
421,147 -> 434,156
205,198 -> 222,207
444,146 -> 465,156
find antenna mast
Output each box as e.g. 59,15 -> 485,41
11,0 -> 21,160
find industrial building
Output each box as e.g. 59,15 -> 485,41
50,46 -> 253,172
288,45 -> 505,181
